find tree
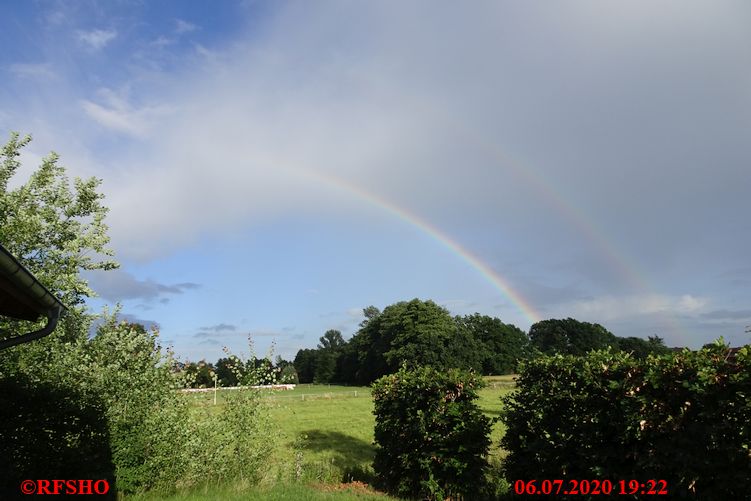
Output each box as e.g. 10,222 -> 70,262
456,313 -> 530,374
279,364 -> 298,384
353,299 -> 457,384
360,306 -> 380,327
0,133 -> 278,493
293,349 -> 317,383
0,132 -> 119,381
0,132 -> 117,309
647,335 -> 667,349
529,318 -> 619,356
382,299 -> 457,370
215,357 -> 240,387
314,351 -> 337,383
618,334 -> 670,358
617,337 -> 654,359
184,360 -> 215,388
317,329 -> 345,350
0,133 -> 118,362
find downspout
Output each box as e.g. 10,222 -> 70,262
0,244 -> 67,350
0,305 -> 65,350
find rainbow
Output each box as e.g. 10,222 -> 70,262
278,105 -> 681,339
296,169 -> 542,325
442,119 -> 682,339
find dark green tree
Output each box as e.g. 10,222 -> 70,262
354,299 -> 457,384
529,318 -> 619,356
311,329 -> 346,383
360,305 -> 380,326
456,313 -> 530,374
382,299 -> 457,369
314,351 -> 336,383
647,334 -> 670,354
317,329 -> 345,350
185,360 -> 215,388
215,357 -> 240,387
293,349 -> 317,383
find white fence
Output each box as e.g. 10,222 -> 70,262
180,383 -> 296,393
267,390 -> 364,401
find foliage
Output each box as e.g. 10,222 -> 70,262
456,313 -> 531,374
528,318 -> 619,356
617,334 -> 670,358
0,371 -> 115,497
182,360 -> 216,388
280,363 -> 299,384
216,357 -> 239,387
295,349 -> 318,384
295,302 -> 534,385
318,329 -> 346,350
501,343 -> 751,498
372,366 -> 492,500
0,132 -> 118,375
0,132 -> 280,495
0,132 -> 117,309
2,309 -> 277,495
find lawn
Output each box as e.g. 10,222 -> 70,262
136,378 -> 516,499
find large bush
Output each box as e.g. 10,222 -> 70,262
372,366 -> 492,500
501,343 -> 751,498
88,316 -> 276,493
0,311 -> 276,495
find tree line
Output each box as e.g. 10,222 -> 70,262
178,355 -> 298,388
293,299 -> 671,385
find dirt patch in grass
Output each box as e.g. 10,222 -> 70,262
314,480 -> 387,496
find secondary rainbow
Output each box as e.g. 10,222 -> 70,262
447,119 -> 683,340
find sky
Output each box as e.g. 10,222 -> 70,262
1,1 -> 750,362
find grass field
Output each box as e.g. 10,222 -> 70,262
134,377 -> 516,499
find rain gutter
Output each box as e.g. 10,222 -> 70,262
0,243 -> 67,350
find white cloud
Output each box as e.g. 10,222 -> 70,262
8,63 -> 57,80
81,88 -> 173,137
77,29 -> 117,50
346,307 -> 364,319
45,10 -> 66,26
11,1 -> 746,285
561,294 -> 709,322
175,19 -> 198,34
151,36 -> 175,49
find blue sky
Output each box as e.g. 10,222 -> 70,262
2,1 -> 750,361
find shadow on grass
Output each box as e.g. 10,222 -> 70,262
0,374 -> 116,499
298,430 -> 377,484
481,408 -> 503,417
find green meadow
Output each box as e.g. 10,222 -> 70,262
137,377 -> 516,500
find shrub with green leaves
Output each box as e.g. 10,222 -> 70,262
0,133 -> 277,495
88,316 -> 277,493
1,310 -> 277,495
372,366 -> 492,500
501,342 -> 751,498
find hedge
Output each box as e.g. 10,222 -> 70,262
372,366 -> 492,500
501,343 -> 751,498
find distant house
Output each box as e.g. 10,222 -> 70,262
0,243 -> 66,350
726,346 -> 743,363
